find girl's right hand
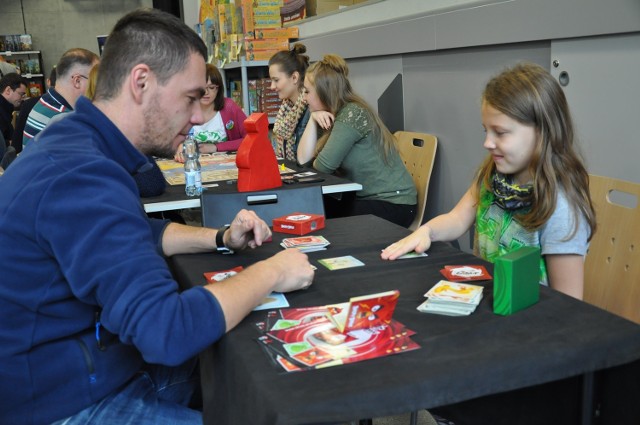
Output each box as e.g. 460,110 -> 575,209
311,111 -> 335,130
380,226 -> 432,260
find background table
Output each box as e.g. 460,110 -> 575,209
143,158 -> 362,213
170,215 -> 640,425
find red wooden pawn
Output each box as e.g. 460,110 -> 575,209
236,113 -> 282,192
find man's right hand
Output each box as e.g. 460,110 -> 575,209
267,249 -> 315,293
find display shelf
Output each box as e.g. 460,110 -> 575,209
220,59 -> 272,117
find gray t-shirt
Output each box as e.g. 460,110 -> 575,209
539,189 -> 590,257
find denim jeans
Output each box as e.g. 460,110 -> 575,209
51,359 -> 201,425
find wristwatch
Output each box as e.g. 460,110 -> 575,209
216,225 -> 234,254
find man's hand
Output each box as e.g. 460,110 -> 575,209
266,249 -> 315,293
224,209 -> 272,250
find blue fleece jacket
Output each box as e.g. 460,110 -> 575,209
0,97 -> 226,425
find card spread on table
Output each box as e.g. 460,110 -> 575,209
204,266 -> 289,311
255,305 -> 420,372
318,255 -> 364,270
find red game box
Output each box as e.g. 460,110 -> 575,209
272,212 -> 325,235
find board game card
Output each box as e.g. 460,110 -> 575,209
318,255 -> 365,270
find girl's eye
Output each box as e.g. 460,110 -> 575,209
188,96 -> 196,104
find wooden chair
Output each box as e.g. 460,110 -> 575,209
394,131 -> 438,231
584,174 -> 640,324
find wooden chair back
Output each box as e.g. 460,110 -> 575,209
584,174 -> 640,323
394,131 -> 438,230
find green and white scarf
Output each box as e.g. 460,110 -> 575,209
475,173 -> 548,285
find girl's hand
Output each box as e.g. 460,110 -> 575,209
381,226 -> 432,260
311,111 -> 335,130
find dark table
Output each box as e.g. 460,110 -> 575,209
170,215 -> 640,425
143,159 -> 362,213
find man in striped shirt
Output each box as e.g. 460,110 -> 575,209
22,48 -> 99,148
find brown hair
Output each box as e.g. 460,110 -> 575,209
306,54 -> 397,161
476,62 -> 596,239
85,63 -> 99,101
205,63 -> 225,111
268,43 -> 309,89
95,8 -> 207,101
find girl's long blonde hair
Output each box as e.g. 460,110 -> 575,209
475,62 -> 596,240
306,54 -> 397,161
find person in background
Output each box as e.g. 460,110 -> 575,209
381,62 -> 596,300
22,47 -> 99,147
0,55 -> 20,77
297,54 -> 417,227
174,63 -> 246,161
11,67 -> 57,155
0,73 -> 27,145
0,8 -> 313,425
84,62 -> 99,100
268,42 -> 310,161
86,62 -> 166,198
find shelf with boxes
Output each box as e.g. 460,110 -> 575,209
0,34 -> 45,97
220,59 -> 281,124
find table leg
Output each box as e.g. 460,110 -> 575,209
581,371 -> 595,425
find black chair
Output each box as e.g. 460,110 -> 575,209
200,184 -> 325,228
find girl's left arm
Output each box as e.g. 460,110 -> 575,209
545,254 -> 585,300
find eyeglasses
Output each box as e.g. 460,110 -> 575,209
205,85 -> 219,92
74,74 -> 89,81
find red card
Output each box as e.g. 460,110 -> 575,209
440,265 -> 492,281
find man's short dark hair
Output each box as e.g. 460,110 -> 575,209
0,73 -> 28,92
95,8 -> 208,101
49,67 -> 57,88
56,48 -> 99,79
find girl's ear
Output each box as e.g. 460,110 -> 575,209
291,71 -> 300,85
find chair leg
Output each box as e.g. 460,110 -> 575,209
409,411 -> 418,425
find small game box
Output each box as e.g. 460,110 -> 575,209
272,212 -> 325,235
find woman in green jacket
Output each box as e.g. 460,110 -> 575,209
297,54 -> 417,227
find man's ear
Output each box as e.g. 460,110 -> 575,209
130,64 -> 152,103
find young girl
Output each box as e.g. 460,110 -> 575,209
381,62 -> 596,299
297,54 -> 417,227
175,64 -> 246,161
269,43 -> 310,161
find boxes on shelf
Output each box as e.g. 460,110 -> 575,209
273,213 -> 326,235
245,38 -> 290,52
253,6 -> 282,29
0,34 -> 32,52
280,0 -> 306,25
312,0 -> 367,16
245,49 -> 283,61
250,27 -> 298,40
28,81 -> 43,97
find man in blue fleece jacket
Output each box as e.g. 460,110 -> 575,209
0,8 -> 314,425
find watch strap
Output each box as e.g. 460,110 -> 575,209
216,225 -> 234,254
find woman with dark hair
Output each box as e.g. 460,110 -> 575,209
268,43 -> 310,161
175,63 -> 246,161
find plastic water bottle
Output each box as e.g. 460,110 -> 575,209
184,130 -> 202,197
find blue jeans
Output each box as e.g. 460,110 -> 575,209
51,359 -> 202,425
